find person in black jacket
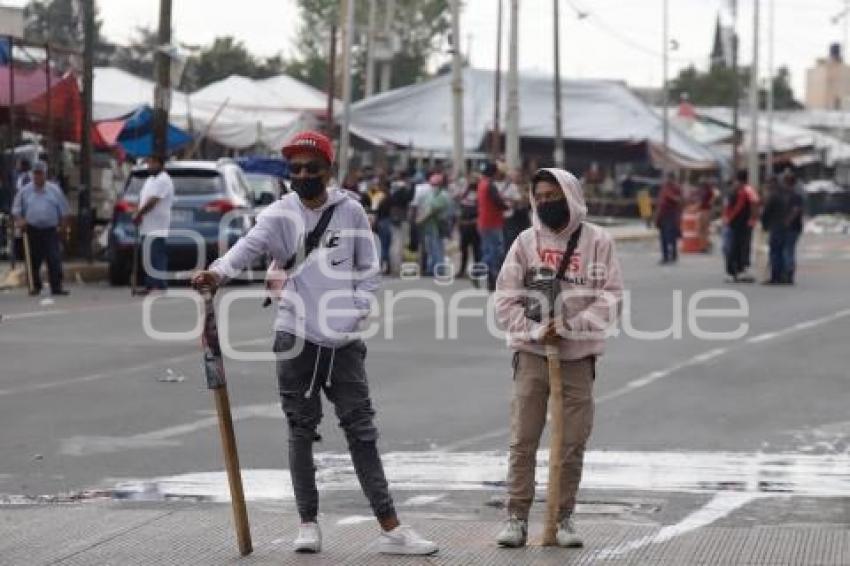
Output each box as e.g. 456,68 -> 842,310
761,171 -> 803,284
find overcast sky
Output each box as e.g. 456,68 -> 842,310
4,0 -> 845,98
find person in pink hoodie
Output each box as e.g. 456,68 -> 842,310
494,168 -> 623,549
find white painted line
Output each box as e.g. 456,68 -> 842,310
443,309 -> 850,450
0,309 -> 69,321
592,492 -> 760,560
747,331 -> 780,344
107,450 -> 850,502
60,403 -> 281,456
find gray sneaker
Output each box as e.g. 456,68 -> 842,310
556,517 -> 583,548
293,522 -> 321,553
377,525 -> 438,555
496,516 -> 528,548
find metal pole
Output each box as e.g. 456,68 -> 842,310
662,0 -> 669,176
45,44 -> 53,167
553,0 -> 564,167
491,0 -> 503,159
365,0 -> 377,98
326,23 -> 337,137
153,0 -> 172,158
80,0 -> 94,261
8,37 -> 15,270
766,0 -> 774,178
379,0 -> 396,93
450,0 -> 466,181
731,0 -> 740,175
338,0 -> 356,182
749,0 -> 760,192
505,0 -> 520,171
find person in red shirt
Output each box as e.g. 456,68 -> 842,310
477,162 -> 509,290
723,171 -> 760,282
655,172 -> 683,264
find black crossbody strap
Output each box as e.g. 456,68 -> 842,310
555,223 -> 583,281
282,204 -> 337,270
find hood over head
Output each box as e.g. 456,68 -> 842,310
530,167 -> 587,236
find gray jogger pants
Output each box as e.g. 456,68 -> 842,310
274,331 -> 396,523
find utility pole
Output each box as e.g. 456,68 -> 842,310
749,0 -> 760,192
450,0 -> 466,181
766,0 -> 774,178
731,0 -> 740,176
505,0 -> 520,171
553,0 -> 564,167
338,0 -> 355,182
326,23 -> 337,137
365,0 -> 377,98
153,0 -> 172,159
79,0 -> 94,260
379,0 -> 396,93
662,0 -> 670,177
491,0 -> 503,159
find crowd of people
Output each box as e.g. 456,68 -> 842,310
337,160 -> 532,291
653,169 -> 804,285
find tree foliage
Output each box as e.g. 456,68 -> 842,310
23,0 -> 112,65
285,0 -> 451,99
668,63 -> 800,110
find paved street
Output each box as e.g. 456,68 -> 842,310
1,233 -> 849,564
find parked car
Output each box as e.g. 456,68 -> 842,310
107,159 -> 254,286
244,172 -> 285,210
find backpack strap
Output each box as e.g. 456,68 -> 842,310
282,204 -> 337,270
555,224 -> 583,281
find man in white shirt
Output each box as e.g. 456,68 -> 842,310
132,155 -> 174,293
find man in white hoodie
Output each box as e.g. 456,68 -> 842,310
494,168 -> 623,549
191,131 -> 437,557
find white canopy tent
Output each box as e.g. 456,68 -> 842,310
92,68 -> 327,150
349,67 -> 720,169
697,107 -> 850,167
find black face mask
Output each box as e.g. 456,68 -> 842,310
537,199 -> 570,231
291,176 -> 326,200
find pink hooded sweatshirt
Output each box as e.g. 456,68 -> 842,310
495,168 -> 624,361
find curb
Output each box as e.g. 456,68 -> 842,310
0,262 -> 109,290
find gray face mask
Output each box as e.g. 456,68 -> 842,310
537,199 -> 570,230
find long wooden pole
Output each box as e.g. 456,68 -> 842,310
200,291 -> 252,556
541,340 -> 564,545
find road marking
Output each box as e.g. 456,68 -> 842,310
0,309 -> 70,321
0,336 -> 267,397
443,308 -> 850,451
105,450 -> 850,502
592,492 -> 760,560
60,403 -> 281,456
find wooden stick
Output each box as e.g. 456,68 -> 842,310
130,232 -> 140,296
214,387 -> 252,556
22,230 -> 35,295
541,342 -> 564,546
201,291 -> 252,556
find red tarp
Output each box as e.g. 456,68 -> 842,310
0,65 -> 64,107
3,68 -> 123,148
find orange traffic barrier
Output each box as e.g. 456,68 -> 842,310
680,205 -> 707,253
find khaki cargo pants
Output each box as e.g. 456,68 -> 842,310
507,350 -> 595,521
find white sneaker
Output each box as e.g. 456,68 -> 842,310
556,517 -> 583,548
293,522 -> 321,553
496,516 -> 528,547
377,525 -> 438,555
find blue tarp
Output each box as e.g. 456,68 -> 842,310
235,157 -> 289,179
118,105 -> 192,157
0,39 -> 10,65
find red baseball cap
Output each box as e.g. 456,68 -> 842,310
281,131 -> 335,164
